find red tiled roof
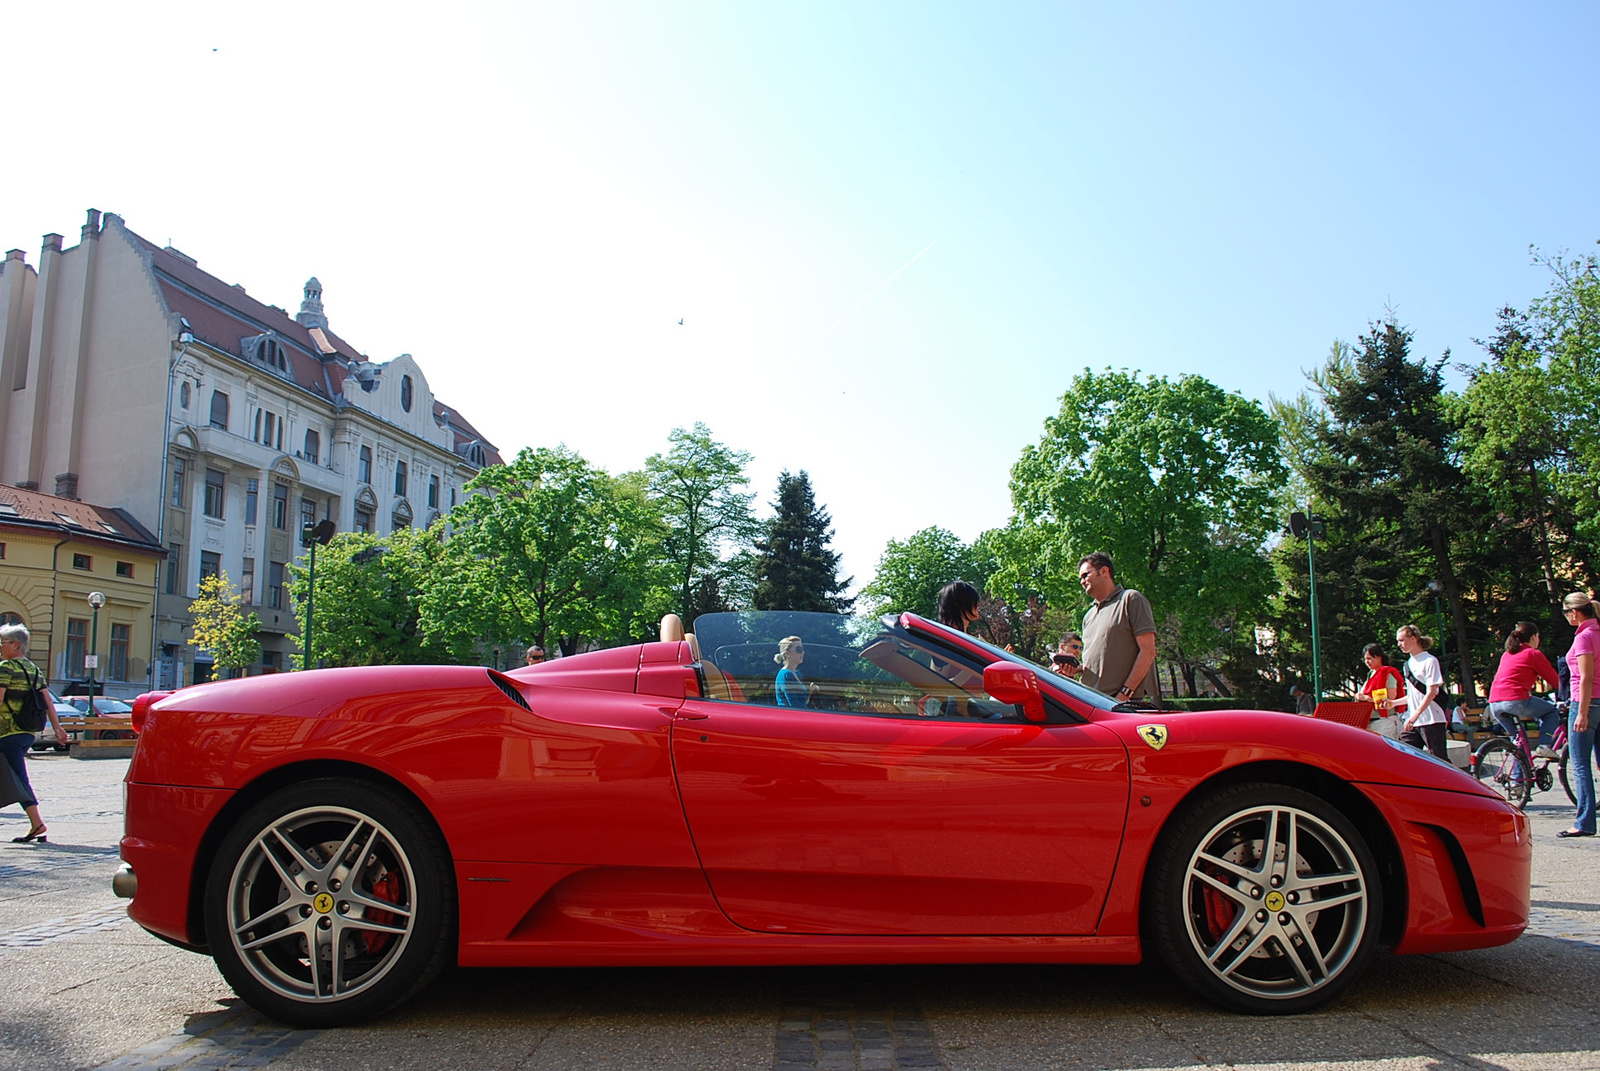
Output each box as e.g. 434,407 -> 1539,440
0,485 -> 164,553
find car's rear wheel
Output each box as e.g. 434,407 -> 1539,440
1145,782 -> 1383,1014
203,779 -> 455,1027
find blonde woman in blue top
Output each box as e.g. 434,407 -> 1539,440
774,636 -> 809,707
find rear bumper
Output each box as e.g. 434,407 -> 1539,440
120,782 -> 234,949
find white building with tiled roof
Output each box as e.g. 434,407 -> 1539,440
0,209 -> 502,685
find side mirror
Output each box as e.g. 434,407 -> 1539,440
983,662 -> 1046,723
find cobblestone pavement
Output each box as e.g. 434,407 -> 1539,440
8,752 -> 1600,1070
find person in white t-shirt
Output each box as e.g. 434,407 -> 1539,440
1395,623 -> 1449,760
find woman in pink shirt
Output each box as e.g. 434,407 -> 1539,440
1487,621 -> 1561,752
1559,593 -> 1599,838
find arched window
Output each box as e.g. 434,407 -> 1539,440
400,375 -> 414,413
395,461 -> 407,497
303,429 -> 320,465
209,391 -> 229,430
179,381 -> 191,409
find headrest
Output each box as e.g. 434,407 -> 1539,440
660,613 -> 685,643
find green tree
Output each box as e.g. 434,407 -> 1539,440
751,470 -> 854,613
859,526 -> 986,618
287,528 -> 453,667
440,446 -> 670,656
644,423 -> 760,621
188,571 -> 262,676
1296,318 -> 1483,693
999,370 -> 1287,693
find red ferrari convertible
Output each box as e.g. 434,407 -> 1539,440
115,610 -> 1529,1026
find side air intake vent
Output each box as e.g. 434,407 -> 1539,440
488,671 -> 531,711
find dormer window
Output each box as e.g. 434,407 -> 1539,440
244,335 -> 290,373
464,441 -> 486,466
401,374 -> 414,413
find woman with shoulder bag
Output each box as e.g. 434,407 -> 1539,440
0,623 -> 69,842
1395,624 -> 1450,761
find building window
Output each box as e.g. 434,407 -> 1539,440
209,391 -> 229,430
354,509 -> 373,534
66,618 -> 87,677
203,468 -> 226,518
245,479 -> 258,526
72,553 -> 92,571
166,544 -> 182,595
304,429 -> 320,465
268,561 -> 285,609
394,461 -> 407,497
450,487 -> 456,508
200,551 -> 221,581
241,558 -> 255,605
115,561 -> 134,578
401,374 -> 414,412
171,458 -> 186,507
358,446 -> 372,485
110,623 -> 129,681
179,381 -> 191,409
0,543 -> 6,559
392,511 -> 410,531
300,497 -> 316,535
273,482 -> 288,529
0,612 -> 19,627
428,475 -> 440,509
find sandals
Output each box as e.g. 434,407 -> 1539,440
1556,828 -> 1594,839
11,825 -> 46,843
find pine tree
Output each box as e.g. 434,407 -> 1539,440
751,471 -> 854,613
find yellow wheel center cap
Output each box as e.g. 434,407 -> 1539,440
1264,890 -> 1285,912
313,892 -> 335,914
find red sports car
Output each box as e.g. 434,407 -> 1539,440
115,610 -> 1529,1026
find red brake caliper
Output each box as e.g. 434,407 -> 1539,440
1198,862 -> 1237,941
362,872 -> 401,954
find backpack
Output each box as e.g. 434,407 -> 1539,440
5,663 -> 47,734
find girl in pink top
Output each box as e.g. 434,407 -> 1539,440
1487,621 -> 1561,748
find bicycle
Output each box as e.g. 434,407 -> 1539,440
1470,712 -> 1573,808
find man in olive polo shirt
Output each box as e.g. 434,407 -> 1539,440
1077,551 -> 1160,705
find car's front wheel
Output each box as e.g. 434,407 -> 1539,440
1145,782 -> 1383,1014
203,778 -> 455,1027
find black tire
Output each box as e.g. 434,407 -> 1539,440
203,778 -> 455,1027
1472,739 -> 1531,808
1145,782 -> 1383,1014
1558,749 -> 1577,805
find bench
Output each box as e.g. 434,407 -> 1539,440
55,715 -> 136,759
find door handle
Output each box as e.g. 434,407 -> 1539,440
674,710 -> 710,721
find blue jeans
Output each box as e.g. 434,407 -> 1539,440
0,733 -> 38,809
1490,697 -> 1562,745
1569,701 -> 1596,835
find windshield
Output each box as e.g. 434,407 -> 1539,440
690,610 -> 1122,718
906,614 -> 1127,713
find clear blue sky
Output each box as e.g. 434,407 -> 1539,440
4,2 -> 1596,591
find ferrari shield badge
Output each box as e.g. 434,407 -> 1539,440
1136,723 -> 1169,751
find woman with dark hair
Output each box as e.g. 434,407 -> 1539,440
1559,593 -> 1599,838
1395,624 -> 1449,760
936,581 -> 981,632
1358,643 -> 1406,738
1486,621 -> 1560,751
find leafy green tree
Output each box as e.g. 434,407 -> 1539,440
188,572 -> 262,676
859,526 -> 987,618
288,528 -> 452,667
645,423 -> 760,620
440,446 -> 670,656
998,370 -> 1287,692
751,470 -> 854,613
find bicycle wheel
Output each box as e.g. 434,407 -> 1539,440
1472,739 -> 1531,807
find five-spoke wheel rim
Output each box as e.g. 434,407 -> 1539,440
225,805 -> 417,1004
1182,804 -> 1368,1001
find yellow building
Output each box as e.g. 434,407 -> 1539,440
0,484 -> 165,698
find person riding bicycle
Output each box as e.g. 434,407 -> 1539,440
1488,621 -> 1562,757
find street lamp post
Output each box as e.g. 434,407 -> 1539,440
300,520 -> 337,670
86,590 -> 106,709
1289,510 -> 1326,705
1426,579 -> 1447,662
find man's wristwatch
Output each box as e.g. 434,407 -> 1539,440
1117,686 -> 1133,698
